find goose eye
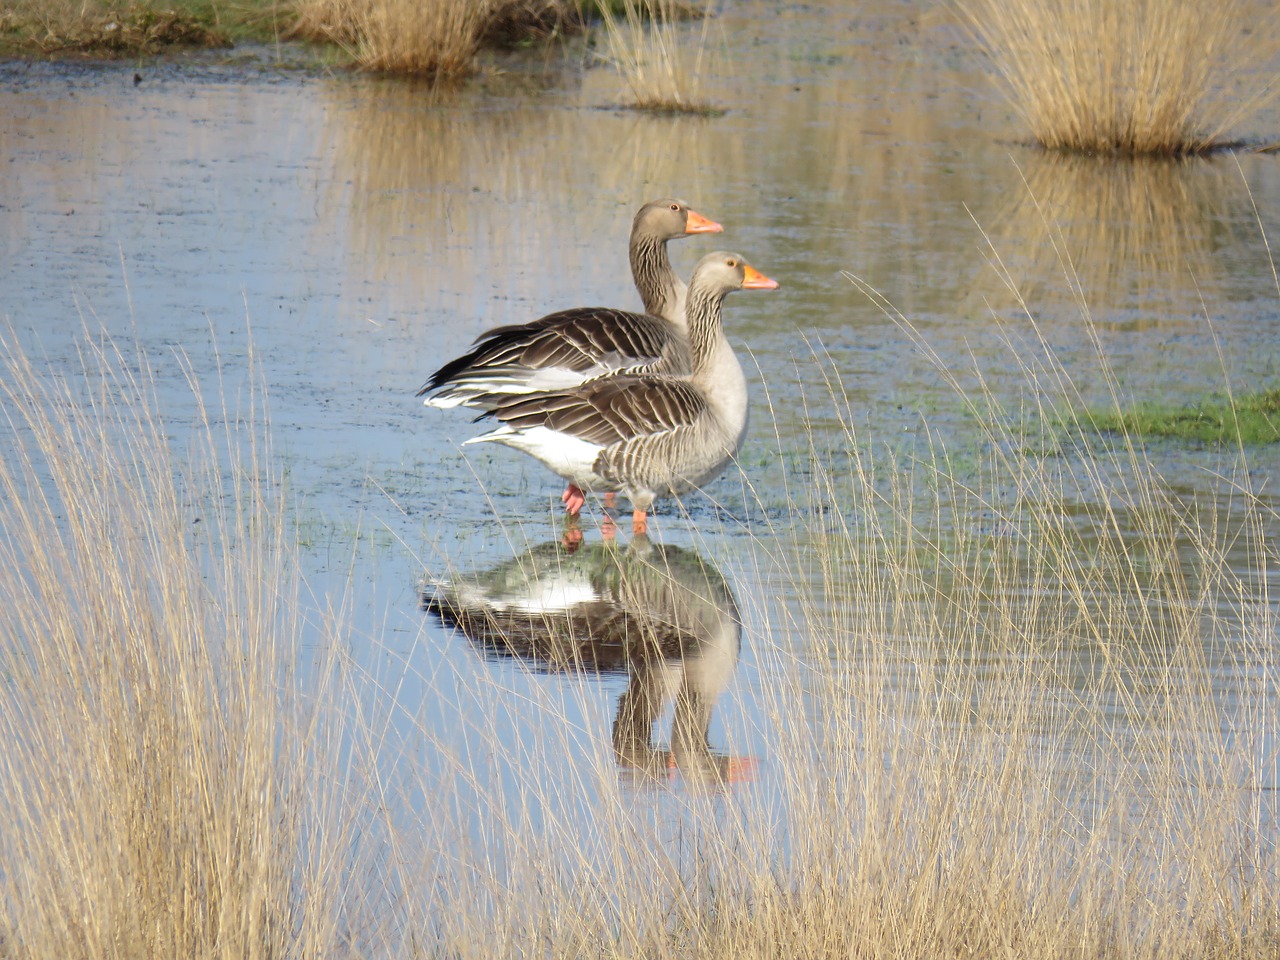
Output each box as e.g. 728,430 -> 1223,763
726,258 -> 738,268
670,203 -> 680,211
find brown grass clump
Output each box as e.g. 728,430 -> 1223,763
596,0 -> 716,113
0,332 -> 358,957
481,0 -> 586,47
956,0 -> 1280,155
291,0 -> 498,77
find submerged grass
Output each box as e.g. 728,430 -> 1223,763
956,0 -> 1280,155
1081,386 -> 1280,445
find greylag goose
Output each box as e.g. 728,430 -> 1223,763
418,198 -> 722,410
462,252 -> 778,534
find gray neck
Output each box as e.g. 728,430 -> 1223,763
630,234 -> 678,321
684,283 -> 728,375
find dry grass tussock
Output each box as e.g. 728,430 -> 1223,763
291,0 -> 496,77
289,0 -> 586,76
0,333 -> 362,957
956,0 -> 1280,154
0,0 -> 579,58
597,0 -> 716,112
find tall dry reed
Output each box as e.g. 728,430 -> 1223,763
0,332 -> 363,957
956,0 -> 1280,154
755,289 -> 1280,958
596,0 -> 715,112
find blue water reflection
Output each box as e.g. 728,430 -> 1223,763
424,533 -> 753,790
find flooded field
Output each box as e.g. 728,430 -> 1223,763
2,0 -> 1279,952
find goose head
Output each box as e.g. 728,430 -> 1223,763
634,197 -> 724,242
689,251 -> 780,298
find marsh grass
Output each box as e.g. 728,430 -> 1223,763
3,273 -> 1277,954
0,332 -> 364,957
289,0 -> 594,76
956,0 -> 1280,155
0,0 -> 236,52
0,0 -> 591,61
290,0 -> 496,76
596,0 -> 717,113
2,319 -> 1276,956
660,275 -> 1280,956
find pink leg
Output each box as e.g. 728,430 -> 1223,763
601,491 -> 619,542
631,509 -> 648,536
560,483 -> 586,515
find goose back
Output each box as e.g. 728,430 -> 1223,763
418,198 -> 720,410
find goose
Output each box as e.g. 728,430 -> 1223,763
417,198 -> 722,410
462,252 -> 778,535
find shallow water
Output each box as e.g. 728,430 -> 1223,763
2,0 -> 1278,917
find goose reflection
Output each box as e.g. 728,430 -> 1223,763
422,535 -> 753,788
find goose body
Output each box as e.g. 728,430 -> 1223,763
419,198 -> 721,410
464,252 -> 778,533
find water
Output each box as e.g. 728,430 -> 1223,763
2,0 -> 1278,929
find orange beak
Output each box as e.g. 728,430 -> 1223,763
742,263 -> 779,290
684,209 -> 724,235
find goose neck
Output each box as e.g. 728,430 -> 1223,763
631,234 -> 677,319
684,285 -> 728,373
